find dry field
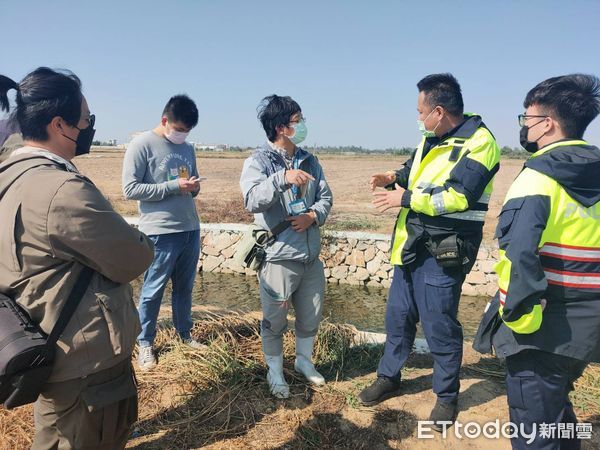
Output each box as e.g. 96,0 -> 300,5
78,149 -> 524,242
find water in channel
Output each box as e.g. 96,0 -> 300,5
191,272 -> 489,338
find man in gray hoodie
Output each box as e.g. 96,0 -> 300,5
240,95 -> 333,398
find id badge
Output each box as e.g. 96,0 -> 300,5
289,199 -> 308,216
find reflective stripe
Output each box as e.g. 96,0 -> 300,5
478,192 -> 491,204
539,243 -> 600,262
499,288 -> 506,306
540,255 -> 600,274
432,192 -> 446,215
416,182 -> 436,190
443,209 -> 487,222
544,268 -> 600,289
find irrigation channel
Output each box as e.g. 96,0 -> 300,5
189,272 -> 488,338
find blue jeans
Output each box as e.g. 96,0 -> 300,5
137,230 -> 200,347
377,249 -> 465,403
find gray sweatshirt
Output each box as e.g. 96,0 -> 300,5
122,130 -> 200,235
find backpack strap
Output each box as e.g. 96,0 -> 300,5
0,157 -> 57,200
46,267 -> 94,347
270,220 -> 292,237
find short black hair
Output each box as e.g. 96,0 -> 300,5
0,67 -> 82,141
524,74 -> 600,139
257,95 -> 301,142
417,73 -> 464,116
162,94 -> 199,129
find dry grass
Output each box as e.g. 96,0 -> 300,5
0,313 -> 366,450
129,313 -> 379,449
131,313 -> 267,448
0,407 -> 34,450
573,365 -> 600,422
2,312 -> 598,449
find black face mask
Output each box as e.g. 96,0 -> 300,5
519,125 -> 539,153
519,118 -> 547,154
63,114 -> 96,156
62,123 -> 96,156
74,124 -> 96,156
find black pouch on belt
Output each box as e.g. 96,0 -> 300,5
426,234 -> 462,268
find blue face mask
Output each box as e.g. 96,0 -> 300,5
417,109 -> 439,138
288,119 -> 308,145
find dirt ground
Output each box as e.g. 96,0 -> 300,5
76,149 -> 524,241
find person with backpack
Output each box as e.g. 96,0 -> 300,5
0,68 -> 154,450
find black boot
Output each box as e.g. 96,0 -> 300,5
428,399 -> 458,432
358,377 -> 401,406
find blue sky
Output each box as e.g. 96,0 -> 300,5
3,0 -> 600,148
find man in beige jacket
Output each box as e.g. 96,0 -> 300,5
0,68 -> 154,449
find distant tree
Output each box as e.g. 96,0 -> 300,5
92,140 -> 117,147
500,146 -> 528,159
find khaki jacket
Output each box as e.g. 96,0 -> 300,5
0,150 -> 154,382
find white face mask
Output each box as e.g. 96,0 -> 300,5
164,129 -> 189,144
417,108 -> 440,138
287,119 -> 308,145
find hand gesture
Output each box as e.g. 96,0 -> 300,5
285,169 -> 315,187
369,171 -> 396,191
372,183 -> 405,213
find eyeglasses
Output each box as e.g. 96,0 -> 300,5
87,114 -> 96,128
518,114 -> 548,127
289,115 -> 306,126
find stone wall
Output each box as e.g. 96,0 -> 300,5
196,223 -> 499,297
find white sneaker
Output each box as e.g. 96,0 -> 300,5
182,338 -> 208,350
294,336 -> 325,386
137,346 -> 157,371
265,354 -> 289,399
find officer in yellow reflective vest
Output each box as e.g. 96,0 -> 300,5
490,74 -> 600,450
358,74 -> 501,429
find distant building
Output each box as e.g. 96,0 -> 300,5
194,143 -> 229,152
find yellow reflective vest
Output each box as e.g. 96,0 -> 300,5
493,140 -> 600,362
389,114 -> 500,268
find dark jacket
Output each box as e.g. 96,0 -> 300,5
492,140 -> 600,362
